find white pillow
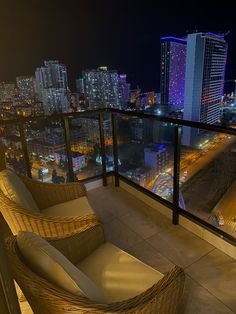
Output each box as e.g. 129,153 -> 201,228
16,231 -> 106,303
0,169 -> 39,212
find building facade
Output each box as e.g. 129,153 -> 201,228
16,76 -> 37,104
78,67 -> 129,109
41,88 -> 70,114
183,32 -> 228,146
35,60 -> 69,114
160,37 -> 187,111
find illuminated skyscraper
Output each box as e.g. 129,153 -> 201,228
16,76 -> 37,104
35,60 -> 68,92
41,88 -> 69,115
35,60 -> 69,113
160,37 -> 187,110
79,67 -> 129,109
183,32 -> 228,146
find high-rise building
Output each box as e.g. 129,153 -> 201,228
35,60 -> 68,93
35,60 -> 69,114
184,32 -> 227,124
79,67 -> 129,109
16,76 -> 37,104
41,88 -> 70,115
183,32 -> 228,145
160,37 -> 187,111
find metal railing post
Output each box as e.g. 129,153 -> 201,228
18,123 -> 32,178
99,113 -> 107,186
173,125 -> 181,225
63,117 -> 75,182
112,113 -> 119,187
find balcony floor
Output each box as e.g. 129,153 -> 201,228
88,185 -> 236,314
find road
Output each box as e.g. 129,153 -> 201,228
181,135 -> 236,182
212,180 -> 236,236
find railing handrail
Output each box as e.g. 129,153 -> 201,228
1,107 -> 236,136
1,107 -> 236,246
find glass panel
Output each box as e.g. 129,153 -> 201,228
70,114 -> 102,180
0,124 -> 27,175
24,118 -> 68,183
180,126 -> 236,238
117,115 -> 175,202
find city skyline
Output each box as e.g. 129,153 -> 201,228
1,1 -> 236,91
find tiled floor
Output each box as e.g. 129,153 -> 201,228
88,185 -> 236,314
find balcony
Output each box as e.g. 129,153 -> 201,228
0,109 -> 236,312
86,182 -> 236,313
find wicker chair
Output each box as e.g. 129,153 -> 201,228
0,172 -> 98,238
6,220 -> 185,314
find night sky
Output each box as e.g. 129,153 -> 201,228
1,0 -> 236,91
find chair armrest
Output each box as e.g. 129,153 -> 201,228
18,174 -> 87,210
49,222 -> 105,265
0,192 -> 98,237
106,265 -> 185,314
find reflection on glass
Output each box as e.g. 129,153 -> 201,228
70,115 -> 102,180
0,124 -> 27,175
24,119 -> 68,183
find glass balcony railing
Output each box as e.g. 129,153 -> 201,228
116,116 -> 175,202
0,108 -> 236,245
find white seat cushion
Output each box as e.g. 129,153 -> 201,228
77,242 -> 164,303
17,231 -> 106,303
0,169 -> 39,212
42,196 -> 94,217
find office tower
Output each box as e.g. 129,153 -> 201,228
160,37 -> 187,111
35,60 -> 69,114
183,32 -> 228,146
16,76 -> 37,104
35,60 -> 68,92
79,67 -> 126,109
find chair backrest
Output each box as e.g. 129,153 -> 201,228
6,235 -> 92,314
0,169 -> 39,212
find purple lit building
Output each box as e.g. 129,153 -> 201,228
160,37 -> 187,111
